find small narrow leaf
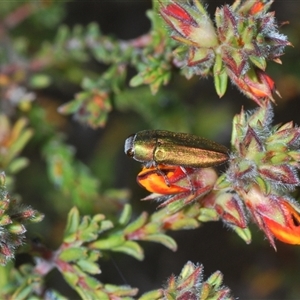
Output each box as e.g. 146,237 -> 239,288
77,259 -> 101,274
129,74 -> 144,87
138,289 -> 164,300
118,204 -> 132,226
90,234 -> 125,250
112,240 -> 144,260
124,212 -> 148,234
206,270 -> 223,287
213,55 -> 228,98
142,234 -> 177,251
59,247 -> 87,262
64,207 -> 80,241
231,225 -> 252,244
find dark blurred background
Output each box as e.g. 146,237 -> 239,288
10,0 -> 300,299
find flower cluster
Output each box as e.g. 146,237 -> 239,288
0,114 -> 33,176
135,104 -> 300,249
219,103 -> 300,248
0,173 -> 43,265
58,78 -> 112,128
141,261 -> 232,300
160,0 -> 290,105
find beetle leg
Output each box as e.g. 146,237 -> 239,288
179,166 -> 195,194
143,161 -> 171,187
156,165 -> 171,187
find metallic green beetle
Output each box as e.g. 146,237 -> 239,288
124,130 -> 229,168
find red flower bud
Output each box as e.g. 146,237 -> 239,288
240,185 -> 300,248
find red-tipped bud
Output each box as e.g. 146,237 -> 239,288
159,0 -> 290,105
258,164 -> 299,186
160,1 -> 218,48
203,191 -> 247,229
227,67 -> 277,106
241,185 -> 300,248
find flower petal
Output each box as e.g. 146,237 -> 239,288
137,166 -> 191,194
263,201 -> 300,244
138,165 -> 218,209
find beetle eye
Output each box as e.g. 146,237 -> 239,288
126,148 -> 134,157
124,134 -> 135,158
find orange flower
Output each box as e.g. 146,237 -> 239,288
137,165 -> 217,208
263,200 -> 300,245
137,165 -> 192,194
240,185 -> 300,249
226,67 -> 278,106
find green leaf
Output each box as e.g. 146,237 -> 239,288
6,157 -> 29,174
54,25 -> 70,48
12,285 -> 32,300
84,275 -> 102,290
59,247 -> 87,262
64,207 -> 80,242
256,176 -> 271,195
30,211 -> 44,223
142,222 -> 160,234
93,291 -> 110,300
58,88 -> 112,128
142,234 -> 177,251
81,77 -> 97,89
99,220 -> 114,233
77,259 -> 101,274
206,270 -> 223,288
6,127 -> 33,165
129,74 -> 144,87
249,55 -> 266,70
231,225 -> 252,244
118,203 -> 132,226
103,283 -> 138,297
77,215 -> 90,231
0,215 -> 11,226
78,216 -> 108,243
167,218 -> 199,230
138,289 -> 163,300
124,212 -> 148,234
214,174 -> 230,190
87,250 -> 100,262
63,271 -> 79,286
213,55 -> 228,98
198,208 -> 219,222
29,74 -> 51,89
57,98 -> 82,114
91,233 -> 125,249
7,223 -> 26,235
112,240 -> 144,261
43,139 -> 99,210
0,172 -> 5,187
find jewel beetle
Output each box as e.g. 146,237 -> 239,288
124,130 -> 229,168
